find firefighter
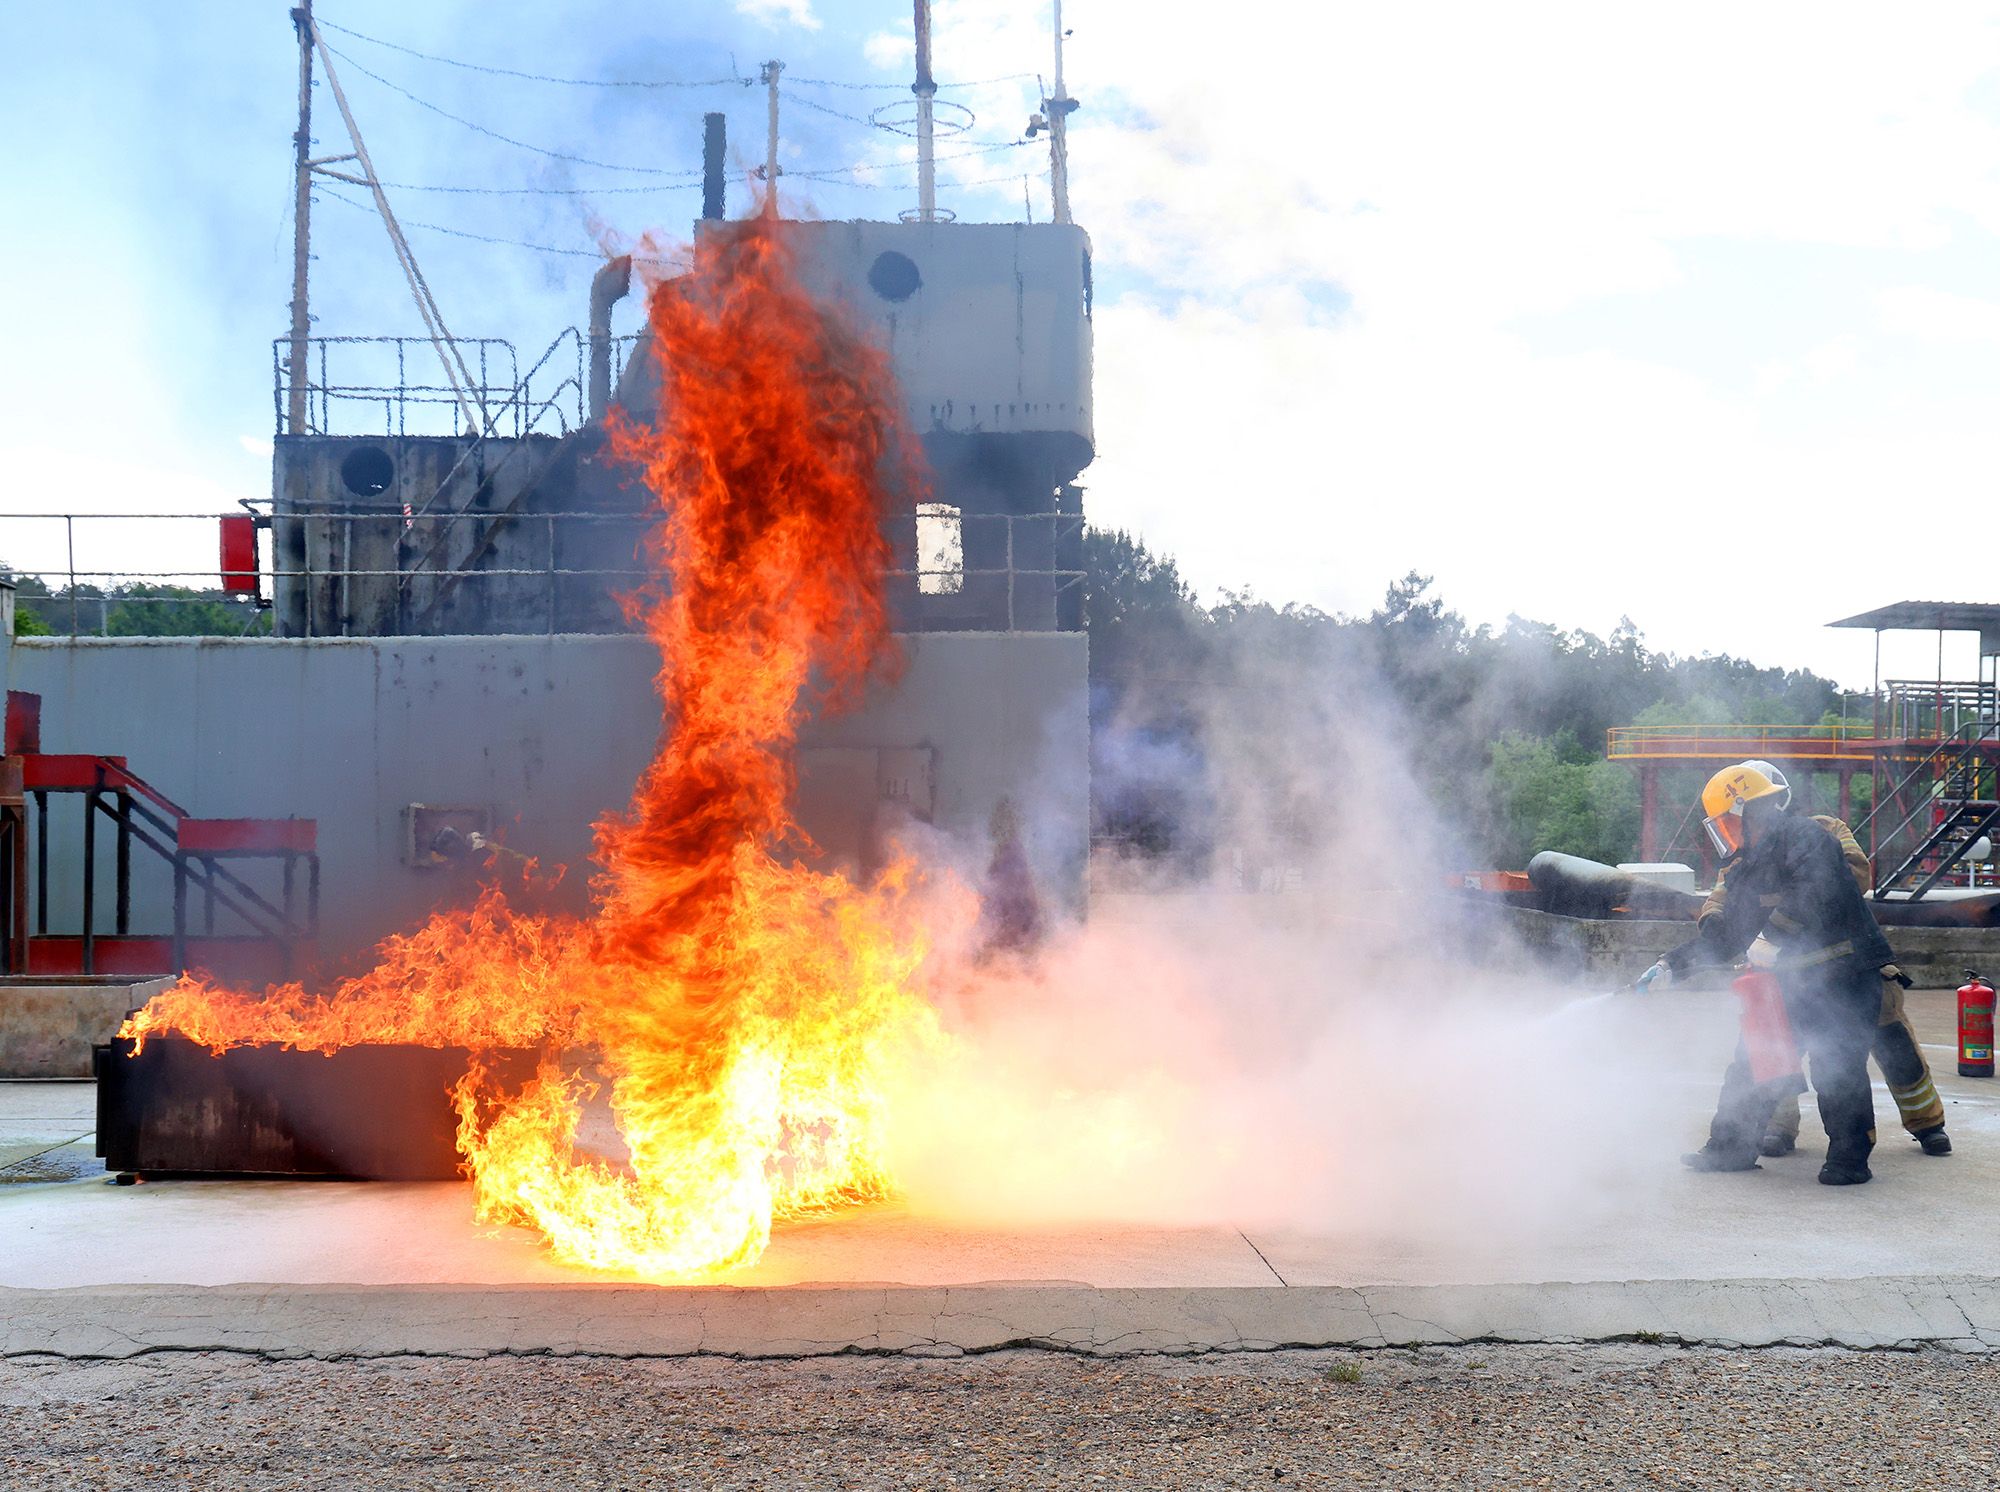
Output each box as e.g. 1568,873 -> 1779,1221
1733,763 -> 1949,1159
1640,762 -> 1950,1159
1638,763 -> 1894,1185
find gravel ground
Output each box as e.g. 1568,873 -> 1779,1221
2,1343 -> 1994,1490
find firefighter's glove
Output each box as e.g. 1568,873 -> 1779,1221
1633,960 -> 1673,994
1748,937 -> 1778,971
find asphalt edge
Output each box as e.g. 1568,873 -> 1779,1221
3,1275 -> 1997,1361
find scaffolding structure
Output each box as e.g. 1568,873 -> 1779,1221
1608,602 -> 2000,898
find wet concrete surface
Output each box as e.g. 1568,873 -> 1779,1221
2,990 -> 1997,1359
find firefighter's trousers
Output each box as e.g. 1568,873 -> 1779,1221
1708,969 -> 1879,1168
1764,976 -> 1944,1141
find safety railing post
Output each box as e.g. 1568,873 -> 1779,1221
81,786 -> 97,974
33,791 -> 48,936
171,851 -> 187,975
115,791 -> 131,937
1006,515 -> 1016,631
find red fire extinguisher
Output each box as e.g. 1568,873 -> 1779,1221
1959,970 -> 1995,1079
1734,970 -> 1801,1083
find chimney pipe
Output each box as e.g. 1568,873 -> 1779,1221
702,112 -> 727,221
588,255 -> 633,421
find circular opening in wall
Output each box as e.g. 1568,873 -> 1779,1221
339,445 -> 395,497
867,250 -> 922,303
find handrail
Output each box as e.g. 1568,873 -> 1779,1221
15,511 -> 1089,637
274,335 -> 526,438
1606,724 -> 1879,761
94,761 -> 190,822
1854,716 -> 2000,870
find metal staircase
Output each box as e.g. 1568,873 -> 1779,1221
1,692 -> 318,981
1860,715 -> 2000,900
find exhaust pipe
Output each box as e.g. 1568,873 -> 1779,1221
588,254 -> 634,421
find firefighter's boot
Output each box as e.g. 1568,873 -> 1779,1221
1682,1142 -> 1759,1173
1916,1125 -> 1952,1157
1759,1092 -> 1801,1156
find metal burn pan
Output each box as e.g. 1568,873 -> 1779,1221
93,1037 -> 537,1180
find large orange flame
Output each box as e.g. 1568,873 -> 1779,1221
120,221 -> 959,1277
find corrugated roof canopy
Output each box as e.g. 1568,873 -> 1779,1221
1828,601 -> 2000,632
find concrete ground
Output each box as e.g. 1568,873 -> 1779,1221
3,990 -> 1999,1362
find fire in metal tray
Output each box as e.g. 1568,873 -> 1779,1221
111,219 -> 972,1278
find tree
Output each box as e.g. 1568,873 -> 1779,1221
2,569 -> 265,638
1486,731 -> 1641,869
1082,527 -> 1205,685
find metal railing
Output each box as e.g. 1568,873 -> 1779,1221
272,329 -> 644,438
8,510 -> 1086,639
1878,679 -> 1999,742
1606,723 -> 1880,762
1854,715 -> 2000,880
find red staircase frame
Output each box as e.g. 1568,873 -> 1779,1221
2,691 -> 318,982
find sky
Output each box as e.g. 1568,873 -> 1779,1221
4,0 -> 1999,689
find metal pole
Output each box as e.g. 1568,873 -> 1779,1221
1048,0 -> 1074,224
81,788 -> 96,974
172,852 -> 187,975
913,2 -> 937,222
115,792 -> 130,937
761,60 -> 784,215
66,516 -> 77,636
287,1 -> 314,435
33,791 -> 48,936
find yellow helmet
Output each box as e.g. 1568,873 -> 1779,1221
1701,763 -> 1785,856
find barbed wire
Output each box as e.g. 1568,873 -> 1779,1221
316,189 -> 684,264
319,17 -> 1032,94
789,73 -> 1035,91
789,138 -> 1034,181
373,179 -> 701,197
319,17 -> 749,89
367,138 -> 1033,197
785,91 -> 876,127
323,44 -> 706,176
317,161 -> 1050,267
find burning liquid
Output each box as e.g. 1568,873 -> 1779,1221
122,222 -> 959,1277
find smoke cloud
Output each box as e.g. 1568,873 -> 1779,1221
879,620 -> 1725,1265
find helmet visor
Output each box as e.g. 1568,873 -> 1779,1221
1704,811 -> 1743,858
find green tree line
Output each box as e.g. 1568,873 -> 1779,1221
1083,528 -> 1856,871
6,573 -> 267,638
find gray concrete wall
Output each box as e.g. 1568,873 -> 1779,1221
0,976 -> 173,1078
6,631 -> 1086,965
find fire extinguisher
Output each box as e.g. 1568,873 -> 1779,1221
1734,970 -> 1801,1084
1959,970 -> 1996,1079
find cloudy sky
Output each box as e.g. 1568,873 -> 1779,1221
5,1 -> 1998,688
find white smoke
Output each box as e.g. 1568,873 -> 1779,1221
881,624 -> 1726,1262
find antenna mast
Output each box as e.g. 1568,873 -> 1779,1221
1048,0 -> 1076,225
286,1 -> 315,434
913,1 -> 937,223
